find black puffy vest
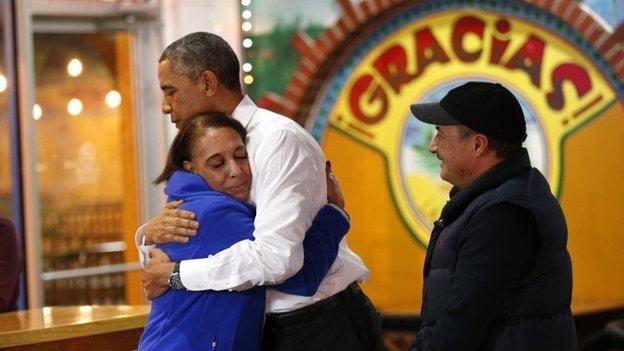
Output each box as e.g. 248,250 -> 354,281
417,150 -> 576,351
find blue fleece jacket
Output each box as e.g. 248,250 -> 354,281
139,171 -> 349,351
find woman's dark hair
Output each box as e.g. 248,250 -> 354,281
154,113 -> 247,184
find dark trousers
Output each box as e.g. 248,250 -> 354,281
262,283 -> 384,351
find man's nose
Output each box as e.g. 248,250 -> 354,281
428,138 -> 437,154
161,100 -> 172,115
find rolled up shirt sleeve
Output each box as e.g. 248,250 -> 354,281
181,129 -> 327,291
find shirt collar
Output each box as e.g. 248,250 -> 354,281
231,95 -> 258,130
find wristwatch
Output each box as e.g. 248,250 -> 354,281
169,262 -> 186,290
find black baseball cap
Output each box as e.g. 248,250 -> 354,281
410,81 -> 527,142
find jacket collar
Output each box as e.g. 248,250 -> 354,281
440,148 -> 532,223
164,171 -> 212,200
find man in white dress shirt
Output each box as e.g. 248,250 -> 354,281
138,32 -> 383,350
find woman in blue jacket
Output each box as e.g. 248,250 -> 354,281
138,113 -> 348,351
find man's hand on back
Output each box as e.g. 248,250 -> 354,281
326,161 -> 345,209
142,248 -> 175,300
144,200 -> 199,244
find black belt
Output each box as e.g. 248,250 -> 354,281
266,283 -> 362,327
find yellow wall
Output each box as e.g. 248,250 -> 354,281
324,128 -> 425,313
561,102 -> 624,313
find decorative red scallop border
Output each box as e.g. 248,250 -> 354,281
258,0 -> 624,125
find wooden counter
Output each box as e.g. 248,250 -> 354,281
572,299 -> 624,315
0,305 -> 150,350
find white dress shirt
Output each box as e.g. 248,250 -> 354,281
137,96 -> 369,313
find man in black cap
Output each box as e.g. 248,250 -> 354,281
408,81 -> 576,351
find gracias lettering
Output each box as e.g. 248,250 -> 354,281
349,15 -> 592,124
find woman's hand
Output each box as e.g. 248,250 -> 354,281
326,161 -> 345,209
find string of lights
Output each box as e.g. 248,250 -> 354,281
241,0 -> 254,86
1,57 -> 122,121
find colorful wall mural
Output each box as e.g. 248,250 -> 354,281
244,0 -> 624,315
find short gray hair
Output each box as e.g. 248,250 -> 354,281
160,32 -> 241,92
457,125 -> 476,139
457,125 -> 522,158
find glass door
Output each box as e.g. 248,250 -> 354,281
31,26 -> 146,306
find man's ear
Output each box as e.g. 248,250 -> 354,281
201,70 -> 218,96
474,134 -> 489,156
183,160 -> 194,172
